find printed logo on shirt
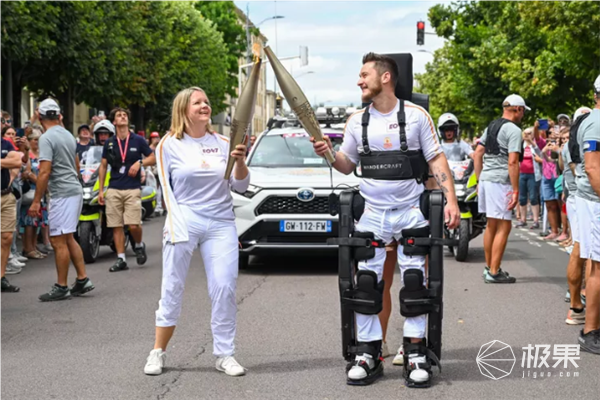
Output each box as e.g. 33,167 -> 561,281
383,137 -> 393,149
387,123 -> 399,134
202,147 -> 220,154
129,147 -> 138,152
1,150 -> 8,155
201,159 -> 211,169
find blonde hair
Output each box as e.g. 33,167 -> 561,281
170,87 -> 212,140
523,127 -> 533,138
28,128 -> 42,140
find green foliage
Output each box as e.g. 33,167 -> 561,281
416,1 -> 600,137
195,1 -> 247,98
1,1 -> 231,130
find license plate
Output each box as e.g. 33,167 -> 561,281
279,220 -> 332,232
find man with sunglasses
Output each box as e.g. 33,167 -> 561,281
474,94 -> 527,283
1,111 -> 12,130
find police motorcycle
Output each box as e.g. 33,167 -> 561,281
437,114 -> 485,262
327,55 -> 457,388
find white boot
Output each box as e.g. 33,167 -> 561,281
144,349 -> 166,375
216,356 -> 246,376
407,354 -> 430,383
347,354 -> 375,381
392,345 -> 404,365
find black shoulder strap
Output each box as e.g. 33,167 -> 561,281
398,100 -> 408,152
361,107 -> 371,154
569,113 -> 590,164
361,100 -> 409,153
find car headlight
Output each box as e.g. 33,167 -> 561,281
455,184 -> 465,190
456,189 -> 466,197
242,184 -> 262,199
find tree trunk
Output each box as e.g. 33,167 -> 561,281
130,104 -> 145,136
59,87 -> 75,134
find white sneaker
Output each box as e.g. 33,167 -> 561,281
8,258 -> 25,269
13,254 -> 29,263
347,353 -> 375,380
144,349 -> 166,375
5,263 -> 22,275
392,345 -> 404,365
215,356 -> 246,376
408,354 -> 430,383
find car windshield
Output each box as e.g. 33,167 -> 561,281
249,133 -> 343,167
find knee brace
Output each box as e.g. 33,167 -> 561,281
399,226 -> 431,256
341,270 -> 384,315
399,268 -> 436,317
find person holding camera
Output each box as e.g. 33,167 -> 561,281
537,119 -> 563,240
98,108 -> 155,272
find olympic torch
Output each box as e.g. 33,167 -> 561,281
264,46 -> 335,163
224,57 -> 262,179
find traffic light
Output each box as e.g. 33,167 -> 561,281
417,21 -> 425,46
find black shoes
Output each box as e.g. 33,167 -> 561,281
39,284 -> 71,302
109,258 -> 129,272
579,329 -> 600,355
135,242 -> 147,265
1,277 -> 20,293
70,277 -> 95,296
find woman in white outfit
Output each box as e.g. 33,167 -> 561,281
144,87 -> 250,376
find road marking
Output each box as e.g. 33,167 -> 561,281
547,242 -> 559,247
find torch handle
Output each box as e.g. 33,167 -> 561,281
324,149 -> 335,164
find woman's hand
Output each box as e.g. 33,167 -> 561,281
231,144 -> 247,163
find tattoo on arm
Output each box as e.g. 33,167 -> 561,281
433,172 -> 449,193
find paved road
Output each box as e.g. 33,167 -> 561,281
2,216 -> 599,399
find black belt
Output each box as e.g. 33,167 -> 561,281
1,187 -> 12,196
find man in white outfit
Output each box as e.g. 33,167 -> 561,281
144,87 -> 250,376
313,53 -> 460,386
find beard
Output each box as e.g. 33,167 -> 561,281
361,81 -> 383,102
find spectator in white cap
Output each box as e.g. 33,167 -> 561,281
572,74 -> 600,354
28,98 -> 95,301
473,94 -> 527,283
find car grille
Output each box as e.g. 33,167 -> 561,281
256,196 -> 330,215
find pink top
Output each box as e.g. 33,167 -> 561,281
520,146 -> 534,174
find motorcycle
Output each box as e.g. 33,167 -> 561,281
141,168 -> 157,220
445,158 -> 486,261
76,147 -> 133,263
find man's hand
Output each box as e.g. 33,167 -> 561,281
311,136 -> 333,158
98,191 -> 105,206
128,161 -> 141,177
507,191 -> 519,211
445,199 -> 460,230
27,201 -> 41,218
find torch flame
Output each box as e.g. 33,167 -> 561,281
252,43 -> 262,63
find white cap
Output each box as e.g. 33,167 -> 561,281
594,74 -> 600,93
93,119 -> 115,134
574,107 -> 592,121
502,94 -> 531,111
38,98 -> 60,116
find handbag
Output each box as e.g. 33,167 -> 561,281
21,189 -> 35,206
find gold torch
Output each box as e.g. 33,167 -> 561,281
224,53 -> 262,179
264,46 -> 335,163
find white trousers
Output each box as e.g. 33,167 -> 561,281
155,206 -> 239,357
355,202 -> 428,342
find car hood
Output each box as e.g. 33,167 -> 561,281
248,167 -> 360,189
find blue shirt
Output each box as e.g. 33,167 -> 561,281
102,133 -> 152,190
76,139 -> 95,161
1,138 -> 15,191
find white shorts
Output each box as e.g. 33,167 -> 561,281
48,195 -> 83,237
567,196 -> 578,243
478,181 -> 513,220
576,196 -> 600,262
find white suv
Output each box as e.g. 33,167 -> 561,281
232,125 -> 359,269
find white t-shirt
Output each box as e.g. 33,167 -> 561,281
162,132 -> 250,221
340,99 -> 442,209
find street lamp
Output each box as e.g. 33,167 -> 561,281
417,49 -> 435,56
255,15 -> 284,27
294,71 -> 314,79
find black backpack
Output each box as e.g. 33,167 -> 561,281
568,113 -> 591,164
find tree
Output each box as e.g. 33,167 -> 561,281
416,1 -> 600,136
195,1 -> 249,98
